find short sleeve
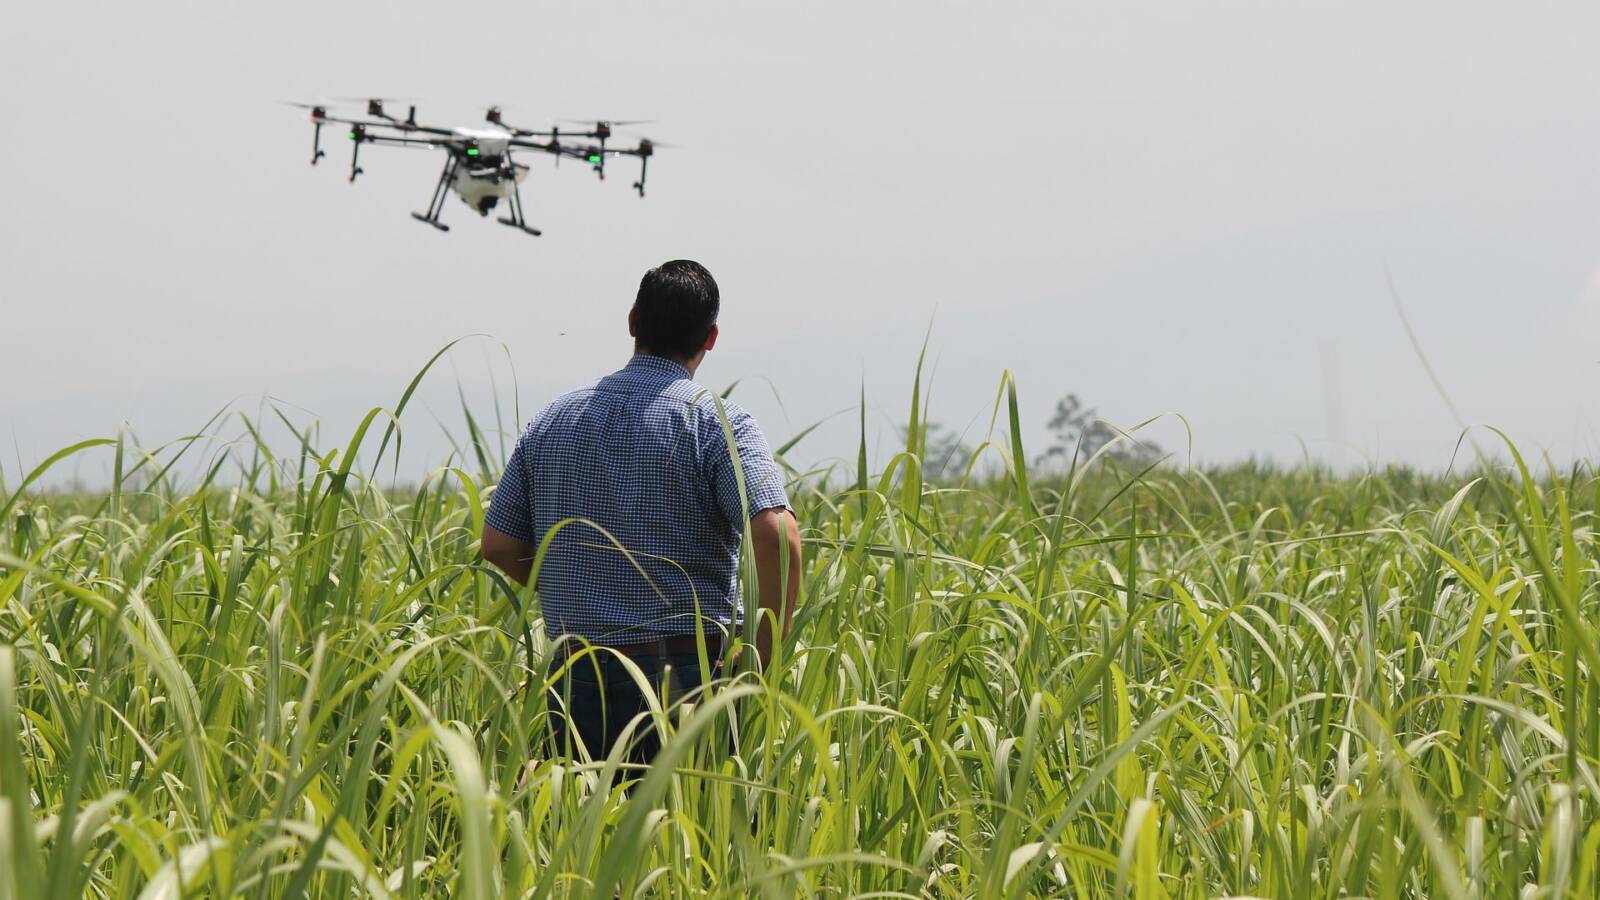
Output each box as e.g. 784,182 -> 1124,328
709,404 -> 790,523
484,435 -> 535,542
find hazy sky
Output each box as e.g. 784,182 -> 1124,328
5,0 -> 1598,486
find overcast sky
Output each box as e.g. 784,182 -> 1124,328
4,0 -> 1598,487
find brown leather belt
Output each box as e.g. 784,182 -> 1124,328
559,634 -> 724,660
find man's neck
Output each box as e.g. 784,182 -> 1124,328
633,348 -> 701,378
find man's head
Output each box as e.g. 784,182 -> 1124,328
630,259 -> 720,365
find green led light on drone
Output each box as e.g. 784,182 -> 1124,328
347,131 -> 355,139
587,154 -> 602,163
466,148 -> 480,156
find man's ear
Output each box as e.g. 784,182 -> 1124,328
703,323 -> 719,352
628,307 -> 639,338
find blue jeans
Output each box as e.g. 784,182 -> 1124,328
546,650 -> 721,766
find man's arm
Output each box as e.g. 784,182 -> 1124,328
481,523 -> 536,587
749,506 -> 802,668
483,429 -> 537,586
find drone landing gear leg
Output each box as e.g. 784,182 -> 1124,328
410,156 -> 457,232
497,175 -> 541,237
496,160 -> 540,237
497,191 -> 541,236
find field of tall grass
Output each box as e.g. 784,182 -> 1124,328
1,353 -> 1596,898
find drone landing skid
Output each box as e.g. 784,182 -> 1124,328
410,212 -> 450,232
498,217 -> 541,236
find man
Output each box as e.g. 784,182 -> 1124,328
480,259 -> 802,766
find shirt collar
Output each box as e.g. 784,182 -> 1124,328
625,354 -> 691,380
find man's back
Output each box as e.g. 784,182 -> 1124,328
480,259 -> 802,764
485,354 -> 788,643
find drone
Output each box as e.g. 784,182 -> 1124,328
287,98 -> 659,236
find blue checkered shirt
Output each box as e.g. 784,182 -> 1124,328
484,354 -> 791,643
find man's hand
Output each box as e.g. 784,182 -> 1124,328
749,506 -> 802,669
481,524 -> 537,587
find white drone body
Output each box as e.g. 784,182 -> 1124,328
446,127 -> 527,214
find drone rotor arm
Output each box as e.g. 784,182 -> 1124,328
505,138 -> 565,155
343,129 -> 448,182
508,139 -> 616,161
360,120 -> 457,138
506,138 -> 656,195
395,124 -> 457,136
362,134 -> 449,149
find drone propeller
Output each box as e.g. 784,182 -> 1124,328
486,107 -> 568,141
325,96 -> 420,121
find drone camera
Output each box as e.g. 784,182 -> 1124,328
367,99 -> 385,117
486,106 -> 503,125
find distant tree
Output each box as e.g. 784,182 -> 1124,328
901,421 -> 974,483
1040,393 -> 1161,469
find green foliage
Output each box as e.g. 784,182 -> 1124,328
0,360 -> 1596,898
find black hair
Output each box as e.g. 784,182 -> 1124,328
633,259 -> 720,359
